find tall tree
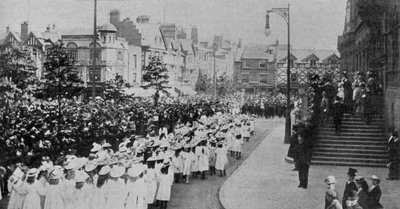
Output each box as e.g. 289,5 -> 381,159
141,57 -> 170,106
103,75 -> 129,102
195,70 -> 211,93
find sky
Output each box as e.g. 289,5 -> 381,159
0,0 -> 347,50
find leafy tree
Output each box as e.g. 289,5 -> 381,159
141,57 -> 170,106
217,72 -> 236,96
35,40 -> 84,101
103,75 -> 129,102
195,70 -> 212,93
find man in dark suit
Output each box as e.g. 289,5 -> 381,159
387,131 -> 399,180
343,168 -> 358,209
293,134 -> 311,188
368,175 -> 383,209
331,96 -> 345,134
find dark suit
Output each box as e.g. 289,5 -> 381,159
293,143 -> 311,187
368,186 -> 383,209
388,136 -> 400,179
342,181 -> 357,209
332,102 -> 344,133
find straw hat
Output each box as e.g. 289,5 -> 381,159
27,168 -> 39,177
91,143 -> 102,152
49,168 -> 62,180
127,165 -> 145,177
84,161 -> 97,172
74,171 -> 89,183
324,175 -> 337,184
98,165 -> 111,175
109,166 -> 125,178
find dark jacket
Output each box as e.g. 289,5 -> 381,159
293,143 -> 311,166
342,182 -> 357,209
368,186 -> 383,209
332,101 -> 344,121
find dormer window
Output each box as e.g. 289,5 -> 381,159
259,60 -> 267,69
310,60 -> 316,67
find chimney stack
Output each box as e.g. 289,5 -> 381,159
6,26 -> 10,33
21,21 -> 29,41
52,24 -> 56,31
46,25 -> 51,32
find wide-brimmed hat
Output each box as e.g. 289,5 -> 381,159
109,166 -> 125,178
127,165 -> 145,177
27,168 -> 39,177
347,168 -> 357,176
74,171 -> 89,183
102,142 -> 112,148
370,175 -> 380,182
49,168 -> 62,180
324,175 -> 337,184
84,161 -> 97,172
91,143 -> 102,152
98,165 -> 111,175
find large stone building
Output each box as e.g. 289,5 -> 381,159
338,0 -> 400,132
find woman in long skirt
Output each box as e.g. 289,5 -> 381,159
215,142 -> 228,177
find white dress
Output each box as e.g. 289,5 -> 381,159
126,179 -> 147,209
155,172 -> 173,201
63,180 -> 76,209
145,168 -> 157,204
171,154 -> 183,174
215,147 -> 228,170
89,187 -> 107,209
104,179 -> 128,209
181,152 -> 193,175
190,152 -> 198,172
232,138 -> 243,152
197,146 -> 209,172
44,184 -> 65,209
8,180 -> 27,209
23,181 -> 45,209
72,187 -> 91,209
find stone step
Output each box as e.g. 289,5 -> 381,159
313,144 -> 388,151
334,121 -> 385,126
313,147 -> 388,155
310,160 -> 386,168
322,124 -> 385,130
316,139 -> 387,146
319,127 -> 385,133
317,135 -> 387,141
318,131 -> 385,137
312,151 -> 387,159
311,155 -> 388,164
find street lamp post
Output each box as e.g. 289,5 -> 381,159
213,43 -> 217,98
91,0 -> 97,101
266,4 -> 291,144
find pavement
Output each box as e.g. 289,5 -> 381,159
168,117 -> 284,209
219,125 -> 400,209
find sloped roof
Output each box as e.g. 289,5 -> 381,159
234,47 -> 245,62
241,44 -> 274,60
22,32 -> 45,46
136,23 -> 165,49
178,39 -> 194,54
277,48 -> 339,63
99,23 -> 117,32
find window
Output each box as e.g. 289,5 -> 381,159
117,51 -> 124,61
90,49 -> 101,61
290,73 -> 298,83
89,67 -> 101,82
260,74 -> 269,84
244,60 -> 250,68
310,60 -> 316,67
68,50 -> 78,60
242,74 -> 249,83
259,60 -> 267,69
133,55 -> 137,68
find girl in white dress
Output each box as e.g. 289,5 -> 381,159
190,147 -> 199,178
104,166 -> 127,209
23,168 -> 45,209
215,142 -> 228,177
145,157 -> 157,208
232,134 -> 243,160
197,142 -> 209,180
156,164 -> 173,209
126,165 -> 147,209
8,168 -> 27,209
44,168 -> 65,209
171,150 -> 183,183
72,171 -> 90,209
90,168 -> 109,209
181,147 -> 193,184
242,122 -> 251,142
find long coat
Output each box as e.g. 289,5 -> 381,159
368,186 -> 383,209
342,181 -> 357,209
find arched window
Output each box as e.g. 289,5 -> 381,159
66,42 -> 78,60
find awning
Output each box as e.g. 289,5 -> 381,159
176,86 -> 197,95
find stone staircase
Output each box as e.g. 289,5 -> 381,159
311,114 -> 388,167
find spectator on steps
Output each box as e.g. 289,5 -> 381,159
353,83 -> 362,114
332,96 -> 345,134
320,91 -> 330,122
387,131 -> 399,180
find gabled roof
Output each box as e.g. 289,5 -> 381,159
22,32 -> 45,46
301,53 -> 319,62
279,53 -> 298,62
2,31 -> 22,43
136,23 -> 167,50
241,44 -> 274,60
277,48 -> 339,63
178,39 -> 194,54
234,47 -> 245,62
322,53 -> 340,63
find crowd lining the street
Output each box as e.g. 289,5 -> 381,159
0,94 -> 291,209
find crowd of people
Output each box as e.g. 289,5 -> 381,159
240,93 -> 291,119
324,168 -> 383,209
0,93 -> 268,209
